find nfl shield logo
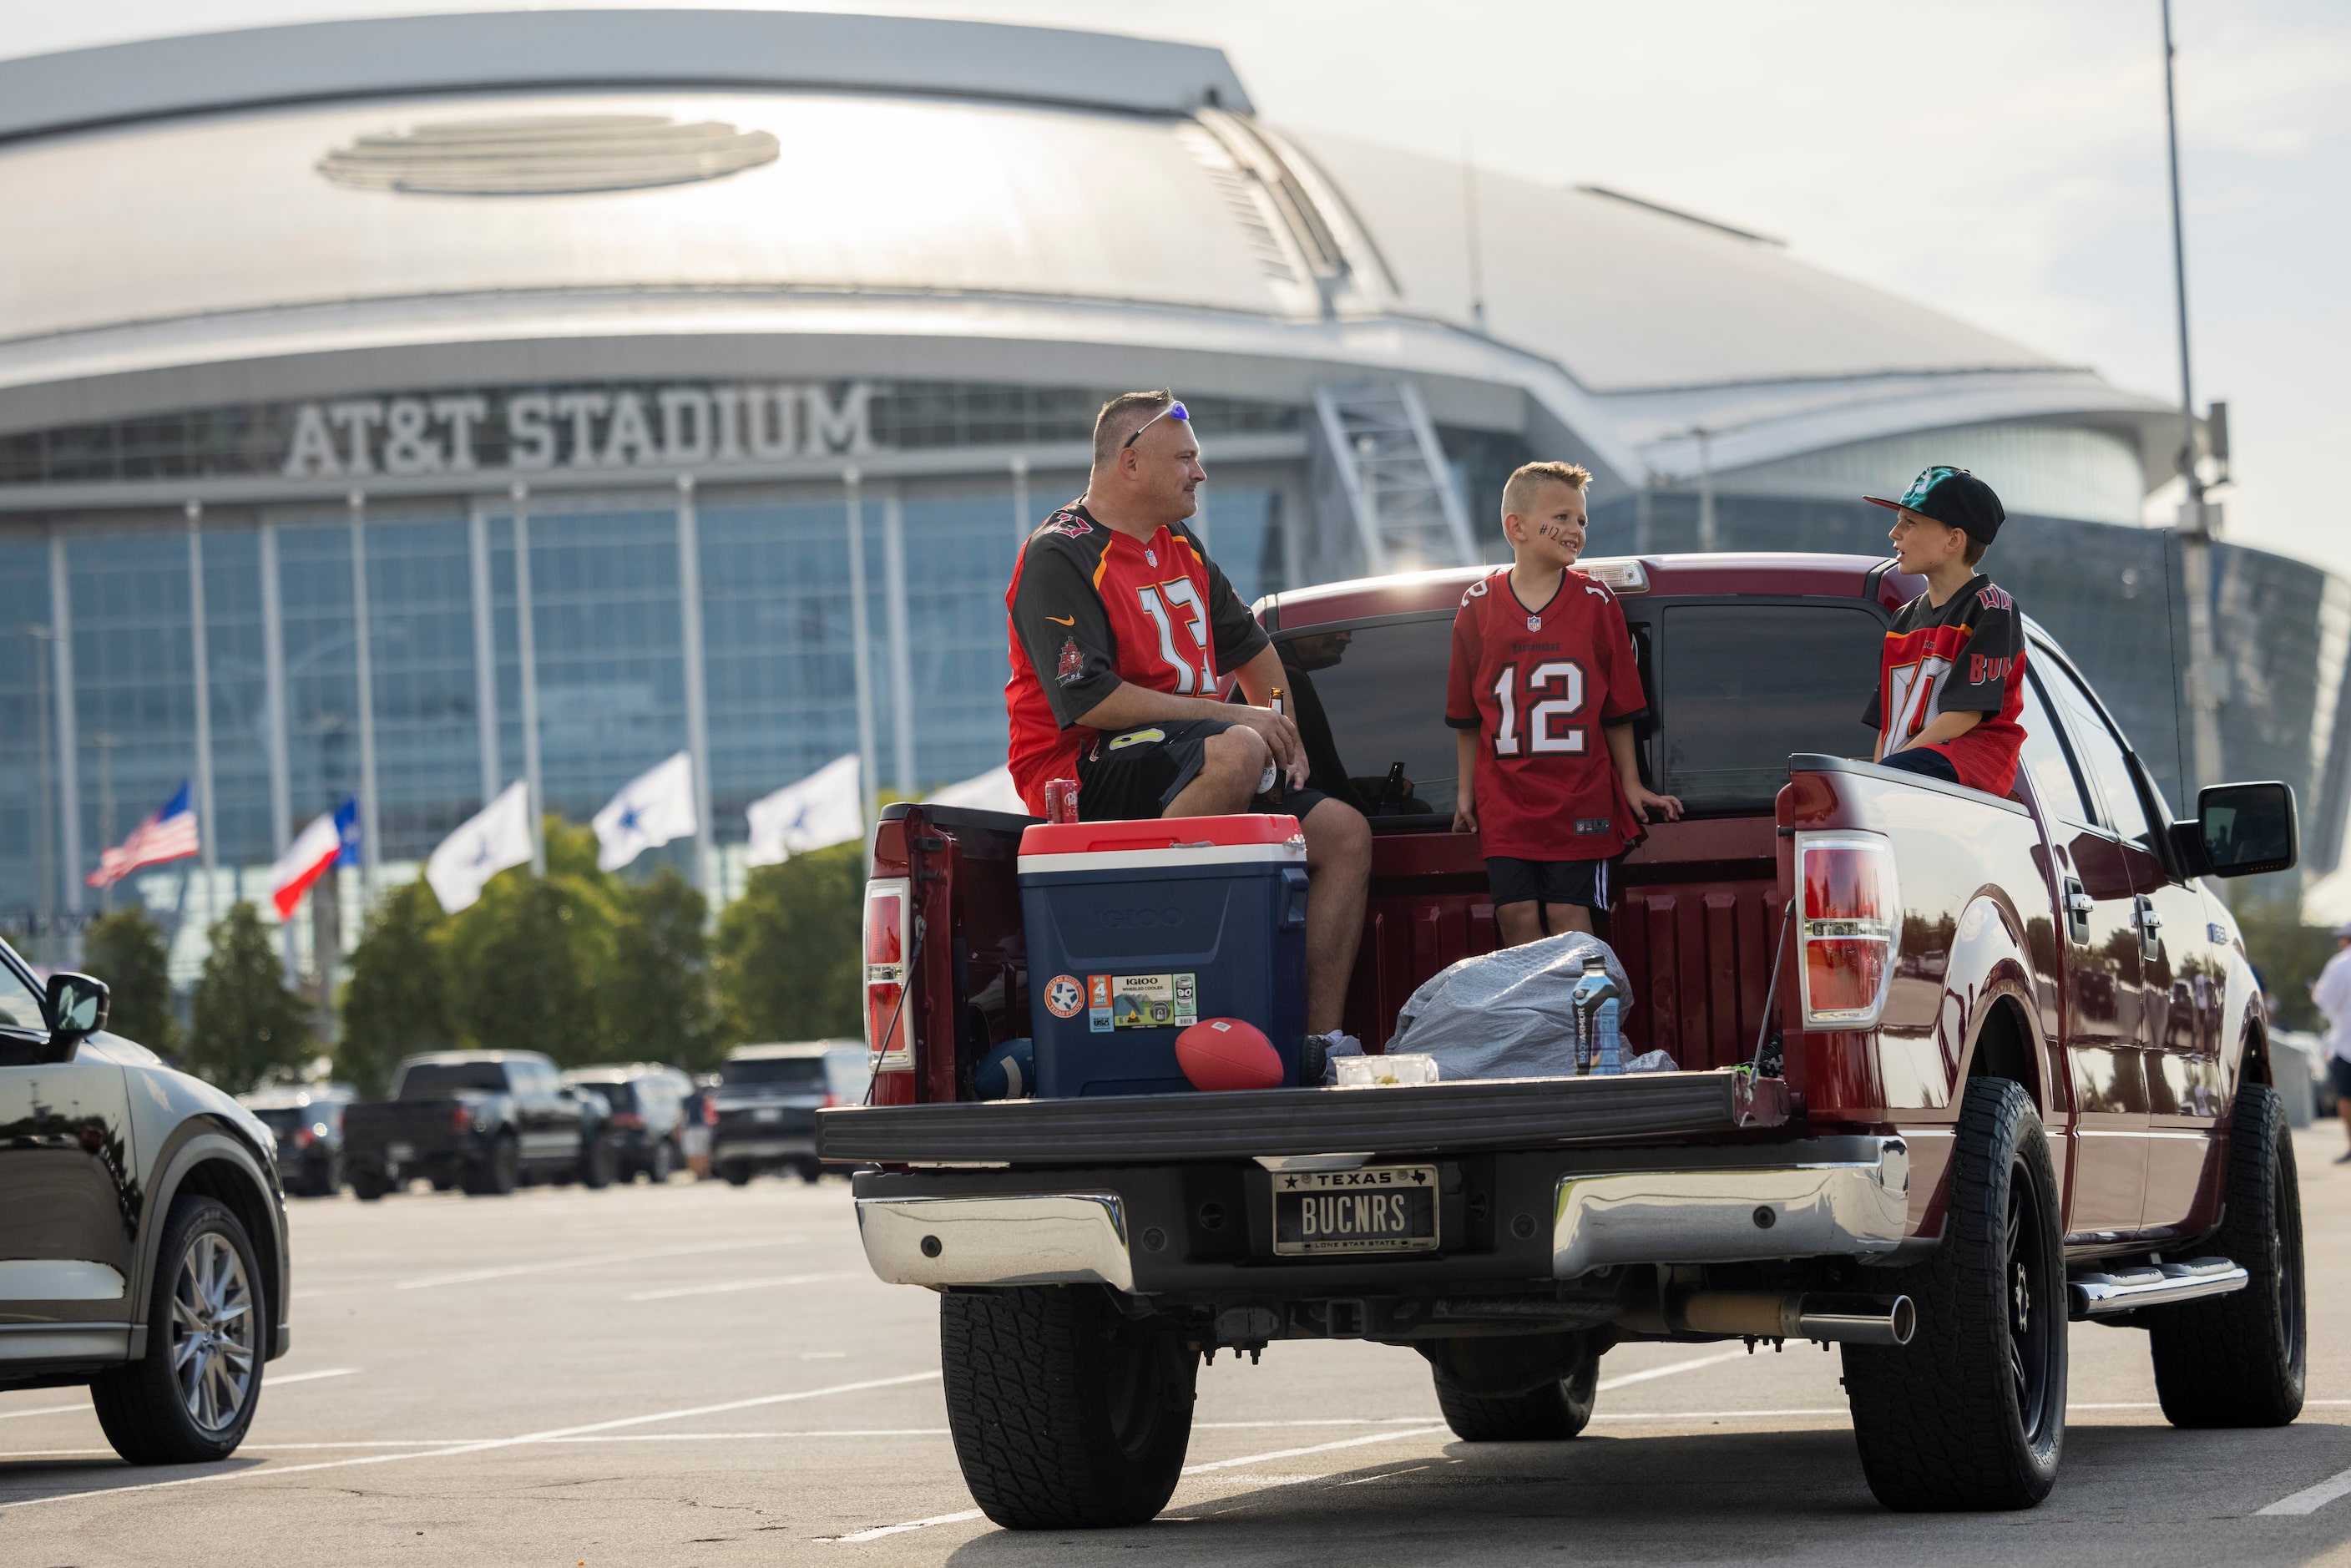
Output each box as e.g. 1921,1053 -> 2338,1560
1527,615 -> 1542,631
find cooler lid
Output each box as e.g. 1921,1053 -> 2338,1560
1018,812 -> 1304,873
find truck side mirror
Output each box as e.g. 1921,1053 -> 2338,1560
44,971 -> 110,1058
2196,781 -> 2297,878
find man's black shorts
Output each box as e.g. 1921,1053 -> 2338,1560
1076,718 -> 1330,824
1485,855 -> 1611,911
2328,1055 -> 2351,1104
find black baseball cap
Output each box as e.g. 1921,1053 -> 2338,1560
1864,465 -> 2005,544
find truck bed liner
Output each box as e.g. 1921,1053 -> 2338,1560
817,1069 -> 1789,1166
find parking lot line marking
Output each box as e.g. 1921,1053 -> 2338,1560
0,1366 -> 356,1424
0,1370 -> 942,1512
1194,1419 -> 1437,1429
822,1509 -> 985,1543
544,1429 -> 952,1441
624,1270 -> 864,1302
396,1237 -> 806,1290
2258,1464 -> 2351,1515
1594,1349 -> 1749,1391
1181,1425 -> 1452,1474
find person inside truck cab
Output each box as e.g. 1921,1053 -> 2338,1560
1446,460 -> 1682,945
1003,390 -> 1373,1053
1863,466 -> 2029,796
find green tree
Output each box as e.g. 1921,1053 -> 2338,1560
608,865 -> 720,1070
82,907 -> 178,1056
189,902 -> 311,1092
441,818 -> 621,1067
338,880 -> 454,1096
2232,891 -> 2336,1031
715,842 -> 863,1047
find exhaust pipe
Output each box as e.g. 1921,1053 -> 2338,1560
1637,1290 -> 1915,1347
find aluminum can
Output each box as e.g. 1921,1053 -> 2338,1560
1044,777 -> 1080,824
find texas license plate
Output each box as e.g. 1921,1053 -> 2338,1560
754,1108 -> 781,1123
1270,1165 -> 1440,1256
387,1142 -> 414,1163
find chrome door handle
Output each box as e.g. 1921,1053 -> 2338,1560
2066,893 -> 2095,914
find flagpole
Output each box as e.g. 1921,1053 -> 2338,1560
260,519 -> 295,977
48,534 -> 83,966
675,473 -> 716,903
348,488 -> 380,903
844,468 -> 878,828
513,482 -> 546,877
186,501 -> 217,935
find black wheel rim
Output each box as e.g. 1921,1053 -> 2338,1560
2004,1155 -> 2056,1442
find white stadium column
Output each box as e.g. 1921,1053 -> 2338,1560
46,534 -> 82,964
882,484 -> 916,799
348,489 -> 380,902
468,497 -> 500,807
675,473 -> 716,900
186,503 -> 218,928
844,468 -> 878,827
260,519 -> 293,973
512,483 -> 546,877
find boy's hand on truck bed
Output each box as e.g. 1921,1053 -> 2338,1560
1627,783 -> 1684,824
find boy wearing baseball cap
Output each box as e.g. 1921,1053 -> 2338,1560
1861,465 -> 2029,796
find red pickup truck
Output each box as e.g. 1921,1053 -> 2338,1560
819,552 -> 2305,1526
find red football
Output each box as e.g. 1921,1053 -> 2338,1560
1176,1018 -> 1284,1092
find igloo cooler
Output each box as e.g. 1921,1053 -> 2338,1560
1019,813 -> 1310,1097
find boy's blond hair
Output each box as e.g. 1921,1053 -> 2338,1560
1500,460 -> 1593,524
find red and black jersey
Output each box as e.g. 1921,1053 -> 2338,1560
1004,503 -> 1268,814
1861,574 -> 2028,797
1445,567 -> 1647,862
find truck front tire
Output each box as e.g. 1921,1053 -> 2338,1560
1843,1077 -> 2065,1510
941,1286 -> 1197,1530
2146,1080 -> 2305,1427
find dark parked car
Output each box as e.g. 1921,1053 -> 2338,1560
710,1041 -> 864,1185
0,940 -> 291,1464
237,1084 -> 354,1197
343,1050 -> 615,1197
562,1065 -> 690,1181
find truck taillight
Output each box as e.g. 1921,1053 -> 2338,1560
452,1105 -> 472,1133
609,1111 -> 644,1130
701,1097 -> 718,1125
1796,832 -> 1899,1029
865,878 -> 915,1076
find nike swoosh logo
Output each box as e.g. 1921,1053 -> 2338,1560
1047,615 -> 1074,625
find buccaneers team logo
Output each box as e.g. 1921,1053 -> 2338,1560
1044,512 -> 1094,539
1056,635 -> 1084,685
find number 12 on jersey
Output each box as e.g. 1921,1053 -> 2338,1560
1491,660 -> 1587,756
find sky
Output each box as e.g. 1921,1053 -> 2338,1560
1,1 -> 2344,573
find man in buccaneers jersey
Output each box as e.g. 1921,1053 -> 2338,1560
1449,462 -> 1682,946
1860,466 -> 2027,795
1004,391 -> 1371,1044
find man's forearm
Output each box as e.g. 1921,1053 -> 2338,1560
1231,643 -> 1284,708
1074,680 -> 1238,732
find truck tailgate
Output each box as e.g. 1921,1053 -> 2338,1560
817,1069 -> 1787,1166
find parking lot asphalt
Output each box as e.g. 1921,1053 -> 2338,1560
7,1127 -> 2351,1566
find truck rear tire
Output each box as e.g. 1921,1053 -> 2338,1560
941,1286 -> 1197,1530
2146,1080 -> 2305,1427
463,1136 -> 519,1196
580,1138 -> 616,1190
349,1165 -> 389,1201
1843,1076 -> 2065,1510
1433,1354 -> 1598,1441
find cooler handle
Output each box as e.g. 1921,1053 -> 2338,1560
1279,866 -> 1310,931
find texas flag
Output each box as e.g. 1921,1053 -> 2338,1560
270,798 -> 360,919
87,779 -> 200,888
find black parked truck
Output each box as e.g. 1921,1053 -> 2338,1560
343,1050 -> 615,1197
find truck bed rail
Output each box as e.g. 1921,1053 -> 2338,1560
816,1069 -> 1788,1166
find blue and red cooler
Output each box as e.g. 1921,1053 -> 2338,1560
1019,813 -> 1310,1096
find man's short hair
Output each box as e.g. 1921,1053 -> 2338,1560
1501,460 -> 1594,521
1092,391 -> 1179,470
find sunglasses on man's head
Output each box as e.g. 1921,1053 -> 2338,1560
1122,400 -> 1190,448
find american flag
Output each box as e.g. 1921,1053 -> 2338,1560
88,779 -> 200,889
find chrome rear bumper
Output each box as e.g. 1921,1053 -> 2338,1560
857,1191 -> 1134,1291
1552,1137 -> 1910,1277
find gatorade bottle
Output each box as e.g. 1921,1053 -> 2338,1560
1570,953 -> 1624,1076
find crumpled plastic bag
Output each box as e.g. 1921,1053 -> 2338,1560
1388,932 -> 1635,1080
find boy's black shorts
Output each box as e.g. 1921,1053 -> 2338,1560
1879,746 -> 1960,784
1485,855 -> 1612,911
1077,718 -> 1332,824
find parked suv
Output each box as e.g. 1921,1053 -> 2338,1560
562,1065 -> 690,1181
0,939 -> 291,1464
711,1041 -> 863,1184
237,1084 -> 354,1197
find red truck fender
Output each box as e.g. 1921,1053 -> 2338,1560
1943,890 -> 2059,1119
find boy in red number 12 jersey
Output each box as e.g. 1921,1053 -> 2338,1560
1447,462 -> 1681,946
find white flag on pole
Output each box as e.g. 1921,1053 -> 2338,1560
925,765 -> 1026,816
425,780 -> 534,913
746,753 -> 863,867
594,751 -> 699,872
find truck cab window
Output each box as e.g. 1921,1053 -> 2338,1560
2042,660 -> 2159,851
2017,669 -> 2097,827
1656,604 -> 1883,813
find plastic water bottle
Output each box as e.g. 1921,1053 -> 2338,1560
1570,953 -> 1624,1076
